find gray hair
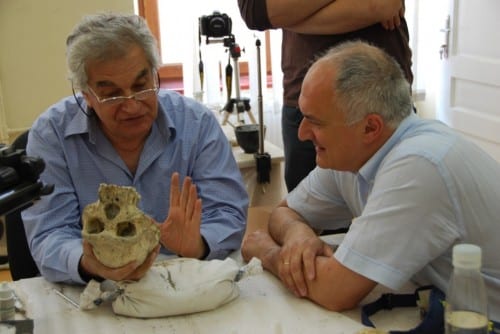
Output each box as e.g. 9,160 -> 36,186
319,41 -> 413,128
66,13 -> 161,91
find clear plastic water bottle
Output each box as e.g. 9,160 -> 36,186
0,281 -> 15,321
445,244 -> 489,334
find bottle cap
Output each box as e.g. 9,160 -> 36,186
452,243 -> 482,269
0,282 -> 13,299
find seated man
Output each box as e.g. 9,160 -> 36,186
241,40 -> 500,324
23,13 -> 248,284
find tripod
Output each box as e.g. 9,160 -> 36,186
220,36 -> 256,127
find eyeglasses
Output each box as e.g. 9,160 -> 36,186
87,84 -> 158,106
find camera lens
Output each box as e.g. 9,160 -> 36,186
199,12 -> 231,38
208,17 -> 228,37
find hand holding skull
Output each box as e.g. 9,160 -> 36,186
80,240 -> 160,282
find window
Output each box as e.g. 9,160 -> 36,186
138,0 -> 272,95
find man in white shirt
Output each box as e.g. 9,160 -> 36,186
241,40 -> 500,323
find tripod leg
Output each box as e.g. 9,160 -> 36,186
246,109 -> 257,124
236,106 -> 243,125
221,111 -> 231,126
241,98 -> 256,124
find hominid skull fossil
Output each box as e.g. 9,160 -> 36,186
82,184 -> 160,268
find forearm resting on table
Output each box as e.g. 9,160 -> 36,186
246,207 -> 376,312
306,256 -> 377,311
256,245 -> 376,312
268,206 -> 316,244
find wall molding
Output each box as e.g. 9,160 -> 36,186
0,79 -> 8,143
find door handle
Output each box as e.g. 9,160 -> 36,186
439,15 -> 450,59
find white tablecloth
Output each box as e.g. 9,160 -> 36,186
12,268 -> 366,333
9,249 -> 421,334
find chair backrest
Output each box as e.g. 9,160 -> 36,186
5,211 -> 40,280
11,130 -> 28,151
5,130 -> 40,280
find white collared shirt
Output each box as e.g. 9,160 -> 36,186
287,113 -> 500,322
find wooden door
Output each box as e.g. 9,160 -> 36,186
436,0 -> 500,161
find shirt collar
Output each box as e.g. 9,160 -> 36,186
64,94 -> 90,139
358,112 -> 419,183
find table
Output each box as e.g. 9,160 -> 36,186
9,267 -> 367,333
8,261 -> 419,334
5,207 -> 421,333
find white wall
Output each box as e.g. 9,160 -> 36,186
411,0 -> 449,120
0,0 -> 450,142
155,1 -> 447,124
0,0 -> 135,141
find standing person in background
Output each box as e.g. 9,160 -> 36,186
238,0 -> 413,191
22,13 -> 248,284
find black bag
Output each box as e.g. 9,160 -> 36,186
361,286 -> 499,334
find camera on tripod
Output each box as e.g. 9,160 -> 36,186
197,11 -> 256,128
199,11 -> 232,38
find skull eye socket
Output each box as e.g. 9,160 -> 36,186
86,218 -> 105,234
105,203 -> 120,220
116,221 -> 136,237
